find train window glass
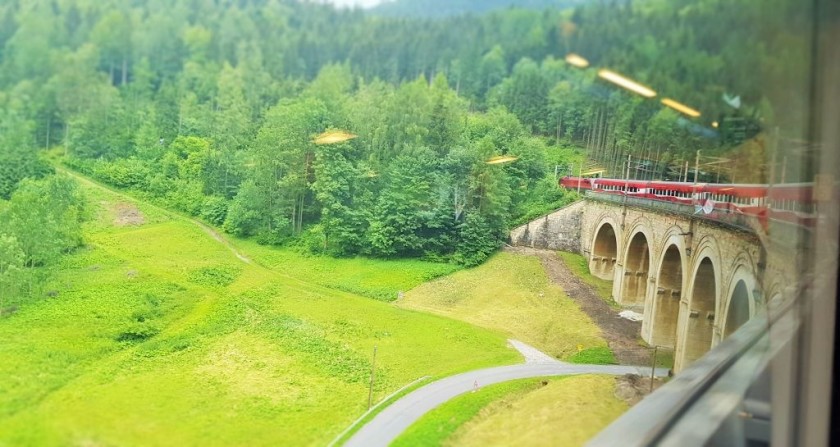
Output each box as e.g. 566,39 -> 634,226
1,0 -> 835,446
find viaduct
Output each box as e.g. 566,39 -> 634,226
510,192 -> 805,372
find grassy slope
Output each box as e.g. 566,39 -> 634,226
394,375 -> 628,447
391,379 -> 541,447
0,180 -> 520,446
398,252 -> 606,360
555,251 -> 673,366
556,251 -> 618,307
230,238 -> 460,302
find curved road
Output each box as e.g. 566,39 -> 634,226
344,360 -> 668,447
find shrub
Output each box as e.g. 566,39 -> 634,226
116,321 -> 160,342
91,158 -> 150,189
453,214 -> 502,266
187,265 -> 241,287
164,179 -> 204,216
201,196 -> 229,226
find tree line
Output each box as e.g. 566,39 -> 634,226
0,0 -> 811,291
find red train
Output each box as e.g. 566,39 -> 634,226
559,176 -> 817,228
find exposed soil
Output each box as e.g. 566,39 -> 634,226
113,202 -> 145,226
614,374 -> 666,406
504,246 -> 652,366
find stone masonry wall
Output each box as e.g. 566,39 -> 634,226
509,201 -> 584,253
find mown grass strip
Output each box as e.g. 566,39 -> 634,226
444,375 -> 629,447
567,346 -> 618,365
390,378 -> 544,447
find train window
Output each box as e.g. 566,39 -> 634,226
1,1 -> 835,447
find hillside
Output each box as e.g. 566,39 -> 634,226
0,173 -> 520,446
0,168 -> 610,445
0,0 -> 807,280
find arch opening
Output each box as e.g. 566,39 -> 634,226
621,232 -> 650,306
590,223 -> 618,281
683,258 -> 716,364
652,245 -> 682,347
724,280 -> 751,338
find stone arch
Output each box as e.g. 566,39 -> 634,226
720,259 -> 759,339
620,227 -> 653,306
648,230 -> 688,348
680,245 -> 721,366
724,281 -> 751,338
590,219 -> 619,281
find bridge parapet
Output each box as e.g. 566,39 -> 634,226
585,191 -> 756,233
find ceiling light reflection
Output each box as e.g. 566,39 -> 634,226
597,69 -> 656,98
662,98 -> 702,117
565,53 -> 589,68
486,155 -> 519,165
313,130 -> 358,145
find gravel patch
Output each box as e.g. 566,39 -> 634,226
508,339 -> 561,364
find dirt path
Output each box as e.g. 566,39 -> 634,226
192,219 -> 253,264
505,246 -> 650,366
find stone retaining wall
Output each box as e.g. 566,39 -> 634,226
509,201 -> 584,253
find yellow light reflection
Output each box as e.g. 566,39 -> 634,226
661,98 -> 702,118
313,130 -> 358,145
486,155 -> 519,165
712,121 -> 719,128
565,53 -> 589,68
597,69 -> 656,98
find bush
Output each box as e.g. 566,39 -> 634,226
164,179 -> 204,216
147,173 -> 174,198
187,265 -> 242,287
222,180 -> 262,236
295,224 -> 328,253
91,158 -> 150,189
255,230 -> 289,246
0,150 -> 53,200
200,196 -> 228,226
116,321 -> 160,342
453,213 -> 502,267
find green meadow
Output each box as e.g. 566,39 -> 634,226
0,180 -> 521,446
399,252 -> 607,360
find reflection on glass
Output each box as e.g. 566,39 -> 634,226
0,0 -> 836,446
661,98 -> 701,118
597,69 -> 657,98
565,53 -> 590,68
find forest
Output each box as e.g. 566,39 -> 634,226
369,0 -> 590,18
0,0 -> 811,305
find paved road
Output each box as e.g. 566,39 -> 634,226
343,361 -> 669,447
